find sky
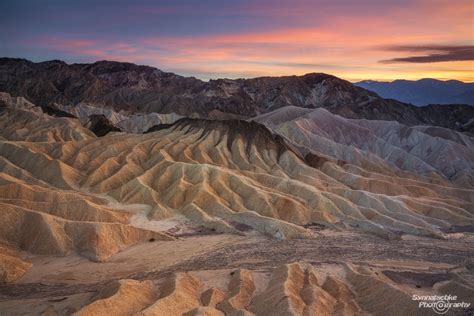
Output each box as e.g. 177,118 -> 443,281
0,0 -> 473,82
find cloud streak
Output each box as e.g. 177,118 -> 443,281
380,45 -> 474,64
1,0 -> 473,81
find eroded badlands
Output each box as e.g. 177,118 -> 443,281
0,96 -> 472,315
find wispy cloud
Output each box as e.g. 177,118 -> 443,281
380,45 -> 474,63
3,0 -> 473,81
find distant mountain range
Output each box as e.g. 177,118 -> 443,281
1,58 -> 473,133
355,79 -> 474,106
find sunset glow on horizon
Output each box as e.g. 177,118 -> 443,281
1,0 -> 473,82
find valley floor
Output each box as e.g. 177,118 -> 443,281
1,230 -> 473,315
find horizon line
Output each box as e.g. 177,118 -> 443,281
2,56 -> 473,84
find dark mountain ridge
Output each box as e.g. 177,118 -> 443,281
355,78 -> 474,106
1,58 -> 473,133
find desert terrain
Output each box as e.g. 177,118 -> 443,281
0,59 -> 472,315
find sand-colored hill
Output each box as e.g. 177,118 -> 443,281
73,279 -> 157,316
0,92 -> 42,114
0,102 -> 473,316
54,102 -> 183,134
253,106 -> 474,181
0,116 -> 472,265
0,104 -> 95,142
0,92 -> 183,138
66,261 -> 473,315
0,244 -> 31,283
